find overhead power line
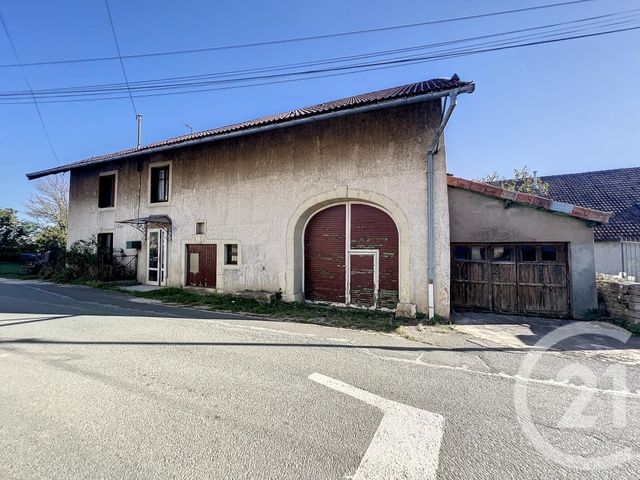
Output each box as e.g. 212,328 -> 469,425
0,0 -> 596,69
0,11 -> 637,105
0,9 -> 59,163
2,9 -> 635,100
103,0 -> 137,116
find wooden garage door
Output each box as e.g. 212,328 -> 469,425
451,243 -> 570,316
186,244 -> 217,288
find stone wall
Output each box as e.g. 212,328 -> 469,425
597,274 -> 640,325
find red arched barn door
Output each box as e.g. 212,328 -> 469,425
304,203 -> 399,309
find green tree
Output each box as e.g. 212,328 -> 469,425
478,166 -> 549,194
0,208 -> 36,260
33,226 -> 67,253
25,174 -> 68,252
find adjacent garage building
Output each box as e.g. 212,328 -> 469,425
447,176 -> 611,318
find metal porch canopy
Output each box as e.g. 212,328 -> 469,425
116,215 -> 172,240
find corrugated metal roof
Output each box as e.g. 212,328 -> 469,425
26,76 -> 473,179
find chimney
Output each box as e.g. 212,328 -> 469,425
136,114 -> 142,150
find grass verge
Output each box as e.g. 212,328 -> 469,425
118,286 -> 420,332
0,265 -> 430,333
0,262 -> 40,280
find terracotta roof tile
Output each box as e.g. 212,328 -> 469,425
27,76 -> 473,179
447,175 -> 611,225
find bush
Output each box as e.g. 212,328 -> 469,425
44,237 -> 137,283
52,238 -> 102,283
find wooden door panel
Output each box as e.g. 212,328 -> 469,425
490,261 -> 517,312
452,243 -> 570,317
492,285 -> 517,312
450,250 -> 491,310
186,244 -> 217,288
349,254 -> 375,307
304,205 -> 346,303
350,204 -> 398,309
516,244 -> 569,315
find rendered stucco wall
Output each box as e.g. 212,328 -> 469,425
448,187 -> 598,318
67,102 -> 449,314
594,241 -> 622,275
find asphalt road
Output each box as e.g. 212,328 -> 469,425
1,278 -> 639,479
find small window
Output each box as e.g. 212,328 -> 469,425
195,222 -> 205,235
150,166 -> 169,203
97,233 -> 113,264
454,246 -> 470,260
470,247 -> 485,261
225,244 -> 238,265
541,245 -> 558,262
520,245 -> 537,262
98,174 -> 116,208
493,246 -> 513,262
189,253 -> 200,273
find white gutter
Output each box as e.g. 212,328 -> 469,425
26,84 -> 475,180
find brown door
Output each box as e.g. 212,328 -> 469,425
451,243 -> 570,317
490,245 -> 518,313
517,244 -> 569,315
349,253 -> 377,308
186,244 -> 217,288
303,202 -> 399,308
450,245 -> 491,310
304,205 -> 347,304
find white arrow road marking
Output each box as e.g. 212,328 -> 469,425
309,373 -> 445,480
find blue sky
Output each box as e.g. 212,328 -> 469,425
1,0 -> 638,216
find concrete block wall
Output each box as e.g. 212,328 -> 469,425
597,274 -> 640,325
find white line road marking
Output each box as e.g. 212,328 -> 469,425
309,373 -> 444,480
360,348 -> 640,398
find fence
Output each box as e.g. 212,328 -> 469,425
622,240 -> 640,281
100,253 -> 138,281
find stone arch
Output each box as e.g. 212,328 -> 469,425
284,187 -> 412,306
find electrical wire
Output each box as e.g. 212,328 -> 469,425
0,9 -> 59,162
0,0 -> 596,69
0,14 -> 637,105
4,8 -> 635,98
103,0 -> 137,116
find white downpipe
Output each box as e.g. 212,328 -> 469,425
426,89 -> 462,319
428,284 -> 435,319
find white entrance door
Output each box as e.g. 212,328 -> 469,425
147,229 -> 168,285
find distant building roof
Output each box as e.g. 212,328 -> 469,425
447,175 -> 611,225
543,167 -> 640,241
27,76 -> 474,180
